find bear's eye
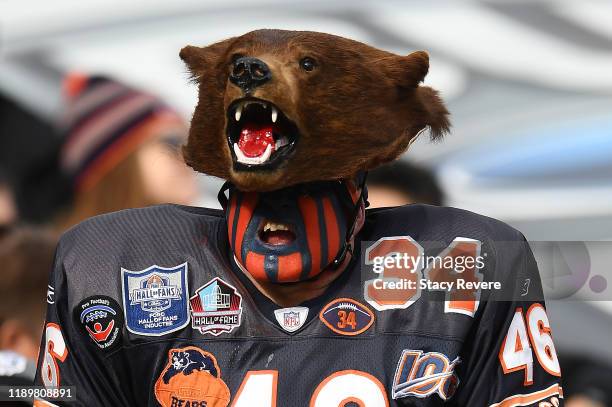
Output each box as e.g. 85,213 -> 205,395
299,57 -> 317,72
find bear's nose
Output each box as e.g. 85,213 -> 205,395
230,57 -> 271,92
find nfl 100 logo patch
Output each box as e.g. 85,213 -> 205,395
121,263 -> 189,336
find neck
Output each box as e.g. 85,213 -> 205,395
238,252 -> 354,307
234,203 -> 365,307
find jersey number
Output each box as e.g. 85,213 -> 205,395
41,323 -> 68,388
364,236 -> 483,316
499,304 -> 561,385
232,370 -> 389,406
337,311 -> 357,330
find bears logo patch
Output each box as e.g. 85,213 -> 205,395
121,263 -> 189,336
154,346 -> 230,407
75,295 -> 123,350
190,278 -> 243,336
319,298 -> 374,336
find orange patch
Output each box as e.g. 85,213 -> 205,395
154,346 -> 230,407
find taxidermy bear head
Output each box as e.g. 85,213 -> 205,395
180,29 -> 450,192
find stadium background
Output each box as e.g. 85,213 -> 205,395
1,0 -> 611,403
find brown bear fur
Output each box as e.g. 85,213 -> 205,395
180,29 -> 450,191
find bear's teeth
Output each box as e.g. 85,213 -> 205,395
275,136 -> 289,149
235,105 -> 243,122
233,142 -> 273,165
271,107 -> 278,123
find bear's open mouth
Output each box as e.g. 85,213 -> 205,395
226,98 -> 299,170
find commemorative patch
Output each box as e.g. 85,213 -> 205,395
121,263 -> 189,336
75,295 -> 123,350
154,346 -> 230,407
189,277 -> 242,336
274,306 -> 308,333
319,298 -> 374,336
392,350 -> 460,400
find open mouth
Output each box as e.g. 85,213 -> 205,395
227,98 -> 299,170
258,220 -> 296,246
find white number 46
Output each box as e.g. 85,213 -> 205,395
499,303 -> 561,385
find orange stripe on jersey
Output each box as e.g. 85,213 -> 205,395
298,196 -> 320,278
277,252 -> 303,282
245,252 -> 266,281
489,383 -> 563,407
322,197 -> 340,264
235,193 -> 258,264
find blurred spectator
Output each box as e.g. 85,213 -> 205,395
53,74 -> 198,231
0,226 -> 56,396
367,160 -> 444,207
1,92 -> 66,225
0,227 -> 55,358
562,354 -> 612,407
0,171 -> 17,227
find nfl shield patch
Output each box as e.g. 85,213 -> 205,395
190,277 -> 243,336
121,263 -> 189,336
274,307 -> 308,333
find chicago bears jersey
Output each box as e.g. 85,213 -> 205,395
35,204 -> 563,406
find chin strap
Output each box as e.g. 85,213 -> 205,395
330,171 -> 368,269
217,181 -> 232,210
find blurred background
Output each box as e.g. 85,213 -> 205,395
1,0 -> 611,405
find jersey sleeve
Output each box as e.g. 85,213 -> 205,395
34,239 -> 127,406
453,236 -> 564,407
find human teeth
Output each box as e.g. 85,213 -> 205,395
235,104 -> 242,121
271,106 -> 278,123
263,221 -> 289,233
233,143 -> 273,165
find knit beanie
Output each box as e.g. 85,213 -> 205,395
60,73 -> 185,192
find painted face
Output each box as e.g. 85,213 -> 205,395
225,180 -> 361,283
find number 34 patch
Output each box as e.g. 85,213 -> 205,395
319,298 -> 374,336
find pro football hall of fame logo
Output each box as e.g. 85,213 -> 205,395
190,277 -> 243,336
121,262 -> 189,336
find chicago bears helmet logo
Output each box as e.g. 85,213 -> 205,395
154,346 -> 230,407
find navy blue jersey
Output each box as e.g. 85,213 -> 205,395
35,204 -> 563,406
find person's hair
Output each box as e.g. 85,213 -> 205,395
367,160 -> 445,206
0,226 -> 56,336
54,150 -> 154,231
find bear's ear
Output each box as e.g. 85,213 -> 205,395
385,50 -> 430,88
180,38 -> 235,80
417,86 -> 451,141
179,45 -> 206,78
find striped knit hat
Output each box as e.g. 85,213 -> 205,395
59,74 -> 185,192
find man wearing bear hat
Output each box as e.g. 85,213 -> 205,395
36,30 -> 563,406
